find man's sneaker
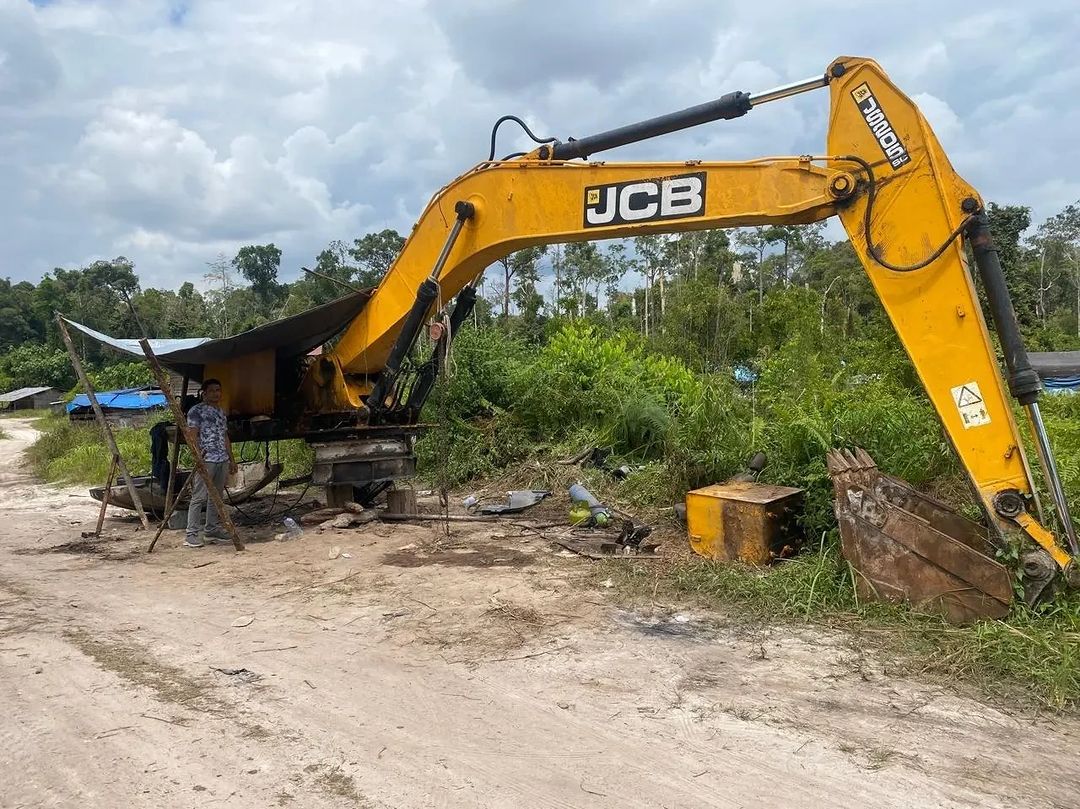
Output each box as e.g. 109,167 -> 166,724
205,530 -> 231,544
183,536 -> 205,548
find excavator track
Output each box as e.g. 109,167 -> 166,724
826,448 -> 1013,624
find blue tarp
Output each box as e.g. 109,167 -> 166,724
66,387 -> 167,413
1031,352 -> 1080,394
733,365 -> 758,384
1043,376 -> 1080,394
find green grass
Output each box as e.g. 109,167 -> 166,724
26,414 -> 153,483
0,409 -> 46,419
26,413 -> 314,486
0,426 -> 7,440
600,542 -> 1080,711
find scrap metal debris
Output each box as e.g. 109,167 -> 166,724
473,490 -> 551,515
210,666 -> 261,683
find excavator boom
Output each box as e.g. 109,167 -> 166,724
300,56 -> 1077,619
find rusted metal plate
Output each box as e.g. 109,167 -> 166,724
828,448 -> 1012,624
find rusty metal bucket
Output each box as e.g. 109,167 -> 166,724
826,448 -> 1013,624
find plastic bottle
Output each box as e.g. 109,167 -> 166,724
281,516 -> 303,540
568,482 -> 613,527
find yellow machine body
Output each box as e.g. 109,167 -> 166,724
281,55 -> 1078,618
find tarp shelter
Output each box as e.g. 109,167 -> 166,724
0,386 -> 60,410
1029,351 -> 1080,394
60,290 -> 372,416
67,387 -> 167,415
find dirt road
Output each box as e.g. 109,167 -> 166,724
2,416 -> 1078,808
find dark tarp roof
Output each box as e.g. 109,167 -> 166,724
62,290 -> 371,380
1029,351 -> 1080,379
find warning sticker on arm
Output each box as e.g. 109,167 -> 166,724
951,381 -> 990,428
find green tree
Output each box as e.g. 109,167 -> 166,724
0,344 -> 74,390
171,282 -> 210,337
634,234 -> 673,334
987,203 -> 1037,327
0,279 -> 39,349
495,246 -> 547,323
349,229 -> 405,287
561,242 -> 606,319
1034,201 -> 1080,335
232,244 -> 283,310
509,248 -> 547,328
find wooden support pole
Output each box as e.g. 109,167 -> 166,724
138,338 -> 244,551
163,375 -> 188,517
148,473 -> 194,553
94,455 -> 118,538
56,316 -> 151,530
387,488 -> 418,516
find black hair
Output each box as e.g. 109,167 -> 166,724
199,378 -> 222,401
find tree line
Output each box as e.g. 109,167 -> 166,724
2,199 -> 1079,393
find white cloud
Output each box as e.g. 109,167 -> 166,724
912,92 -> 963,145
0,0 -> 1077,288
0,0 -> 61,105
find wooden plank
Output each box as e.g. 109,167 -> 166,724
162,375 -> 188,517
56,316 -> 150,530
93,455 -> 118,538
387,488 -> 417,516
148,474 -> 194,553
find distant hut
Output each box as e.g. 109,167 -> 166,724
0,386 -> 61,411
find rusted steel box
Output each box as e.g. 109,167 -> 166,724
686,481 -> 804,564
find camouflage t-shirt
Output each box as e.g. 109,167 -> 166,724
187,403 -> 229,463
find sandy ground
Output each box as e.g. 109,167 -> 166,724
2,416 -> 1079,809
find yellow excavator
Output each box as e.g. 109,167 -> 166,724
216,55 -> 1079,622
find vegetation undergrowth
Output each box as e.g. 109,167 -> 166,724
12,205 -> 1080,712
415,321 -> 1080,711
27,413 -> 313,486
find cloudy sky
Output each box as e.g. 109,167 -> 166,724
2,0 -> 1077,290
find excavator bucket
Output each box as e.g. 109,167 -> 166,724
826,448 -> 1013,624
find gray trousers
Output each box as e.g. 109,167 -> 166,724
186,461 -> 229,538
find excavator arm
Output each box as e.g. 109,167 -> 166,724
302,56 -> 1077,619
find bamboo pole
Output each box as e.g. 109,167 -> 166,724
148,474 -> 194,553
56,316 -> 150,530
163,376 -> 188,517
93,455 -> 118,537
138,338 -> 244,551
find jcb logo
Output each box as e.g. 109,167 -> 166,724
583,172 -> 706,228
851,82 -> 911,170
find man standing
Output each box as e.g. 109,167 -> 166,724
184,378 -> 238,548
